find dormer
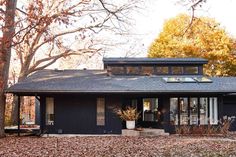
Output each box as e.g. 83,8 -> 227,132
103,58 -> 208,76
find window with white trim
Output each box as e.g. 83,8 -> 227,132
46,97 -> 54,125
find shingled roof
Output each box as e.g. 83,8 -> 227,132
6,69 -> 236,94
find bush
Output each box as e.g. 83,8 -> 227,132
175,117 -> 234,136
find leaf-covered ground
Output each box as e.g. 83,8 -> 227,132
0,135 -> 236,157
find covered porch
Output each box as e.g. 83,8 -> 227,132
5,94 -> 41,136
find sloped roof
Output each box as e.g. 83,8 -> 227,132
6,69 -> 236,94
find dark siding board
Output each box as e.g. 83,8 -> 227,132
223,96 -> 236,131
40,96 -> 46,134
40,94 -> 122,134
105,96 -> 122,134
162,96 -> 171,133
54,95 -> 97,134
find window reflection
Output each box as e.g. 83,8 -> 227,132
143,98 -> 159,122
170,98 -> 178,125
141,66 -> 154,75
46,97 -> 54,125
185,66 -> 198,74
97,98 -> 105,126
156,66 -> 169,74
209,97 -> 218,125
172,67 -> 183,74
170,97 -> 218,126
180,97 -> 188,125
200,97 -> 208,125
126,66 -> 140,75
190,98 -> 198,125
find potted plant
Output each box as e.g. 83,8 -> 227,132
115,106 -> 140,129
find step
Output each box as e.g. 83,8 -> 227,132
122,129 -> 169,136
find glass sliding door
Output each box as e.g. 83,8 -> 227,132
170,98 -> 178,125
190,98 -> 198,125
179,97 -> 188,125
199,98 -> 208,125
209,97 -> 218,125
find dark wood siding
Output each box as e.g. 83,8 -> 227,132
105,96 -> 122,134
55,95 -> 97,134
40,94 -> 122,134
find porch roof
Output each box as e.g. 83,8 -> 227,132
6,69 -> 236,94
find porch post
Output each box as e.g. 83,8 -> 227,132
17,95 -> 20,136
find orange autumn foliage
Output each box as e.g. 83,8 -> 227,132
148,14 -> 236,76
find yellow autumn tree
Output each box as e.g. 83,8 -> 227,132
148,14 -> 236,76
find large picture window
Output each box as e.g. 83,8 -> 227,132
46,97 -> 54,125
179,97 -> 188,125
97,98 -> 105,126
209,97 -> 218,125
190,98 -> 198,125
170,97 -> 218,125
200,97 -> 208,125
170,98 -> 178,125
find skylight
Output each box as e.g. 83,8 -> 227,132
163,77 -> 195,83
194,77 -> 212,83
163,77 -> 212,83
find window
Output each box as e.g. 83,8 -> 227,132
97,98 -> 105,126
170,98 -> 178,125
185,66 -> 199,74
190,98 -> 198,125
200,97 -> 208,125
143,98 -> 159,122
170,97 -> 218,126
108,66 -> 124,75
179,97 -> 188,125
141,66 -> 154,75
126,66 -> 140,75
46,97 -> 54,125
209,97 -> 218,125
156,66 -> 169,74
172,67 -> 183,74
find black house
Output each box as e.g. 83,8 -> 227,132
6,58 -> 236,134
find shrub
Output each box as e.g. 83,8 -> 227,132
114,106 -> 140,121
175,117 -> 234,136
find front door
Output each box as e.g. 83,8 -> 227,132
138,98 -> 163,128
123,97 -> 163,129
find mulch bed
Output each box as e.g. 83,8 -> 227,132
0,135 -> 236,156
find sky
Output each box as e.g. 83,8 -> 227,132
107,0 -> 236,57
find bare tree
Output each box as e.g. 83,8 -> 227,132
0,0 -> 17,137
9,0 -> 141,124
177,0 -> 207,33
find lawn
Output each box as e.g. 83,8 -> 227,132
0,135 -> 236,157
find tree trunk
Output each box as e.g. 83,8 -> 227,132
0,0 -> 17,137
11,75 -> 26,125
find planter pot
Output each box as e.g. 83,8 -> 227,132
126,121 -> 135,129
